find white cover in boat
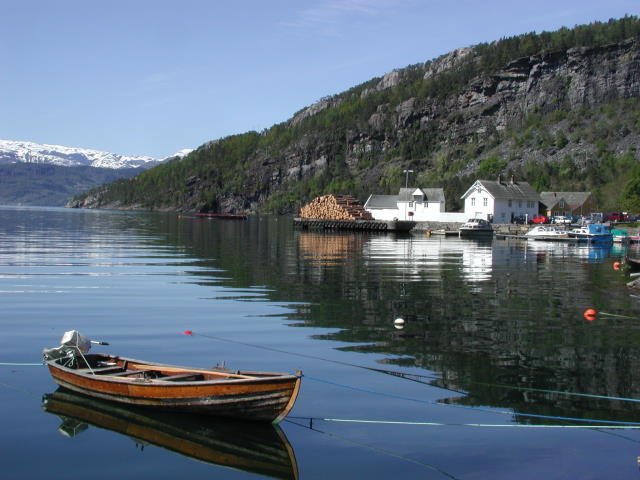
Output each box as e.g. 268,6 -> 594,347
59,330 -> 91,353
42,330 -> 92,362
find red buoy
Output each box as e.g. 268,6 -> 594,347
613,261 -> 621,271
583,308 -> 597,321
183,330 -> 193,335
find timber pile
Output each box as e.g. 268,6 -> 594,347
299,195 -> 373,220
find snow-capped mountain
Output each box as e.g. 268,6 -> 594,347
0,140 -> 163,169
169,148 -> 194,158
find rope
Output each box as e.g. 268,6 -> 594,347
0,362 -> 42,366
470,381 -> 640,404
187,331 -> 640,421
284,418 -> 461,480
316,417 -> 640,429
598,312 -> 636,319
304,375 -> 640,427
188,331 -> 440,381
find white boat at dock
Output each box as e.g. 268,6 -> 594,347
524,225 -> 568,241
458,218 -> 493,238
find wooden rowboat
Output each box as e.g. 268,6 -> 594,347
43,389 -> 299,479
44,352 -> 301,424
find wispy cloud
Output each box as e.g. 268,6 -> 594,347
281,0 -> 402,35
139,72 -> 173,90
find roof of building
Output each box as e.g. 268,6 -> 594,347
539,191 -> 592,209
365,187 -> 446,209
364,194 -> 398,209
462,179 -> 540,201
398,187 -> 445,202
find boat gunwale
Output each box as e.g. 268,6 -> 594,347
46,353 -> 301,388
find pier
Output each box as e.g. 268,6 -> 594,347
293,218 -> 416,232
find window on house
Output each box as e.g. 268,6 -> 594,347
518,201 -> 522,207
483,198 -> 488,207
471,198 -> 476,206
409,201 -> 413,207
508,200 -> 512,207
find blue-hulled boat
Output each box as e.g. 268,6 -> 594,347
568,223 -> 613,243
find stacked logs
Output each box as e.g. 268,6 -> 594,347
299,194 -> 373,220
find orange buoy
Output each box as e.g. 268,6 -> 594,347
613,261 -> 621,271
583,308 -> 597,321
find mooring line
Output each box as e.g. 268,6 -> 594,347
284,418 -> 461,480
188,331 -> 440,381
303,375 -> 640,427
593,426 -> 640,444
314,417 -> 640,429
188,330 -> 640,413
0,362 -> 42,366
0,380 -> 41,398
468,381 -> 640,404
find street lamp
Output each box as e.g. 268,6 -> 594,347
403,169 -> 414,188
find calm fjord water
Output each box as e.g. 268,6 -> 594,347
2,206 -> 640,479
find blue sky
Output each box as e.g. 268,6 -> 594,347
1,1 -> 638,158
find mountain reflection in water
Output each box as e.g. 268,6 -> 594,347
165,219 -> 640,426
42,389 -> 298,479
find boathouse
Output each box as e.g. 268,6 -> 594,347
539,192 -> 595,218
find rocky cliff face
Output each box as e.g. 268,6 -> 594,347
72,34 -> 640,213
268,39 -> 635,206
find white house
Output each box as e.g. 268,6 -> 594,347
364,188 -> 446,221
461,177 -> 540,223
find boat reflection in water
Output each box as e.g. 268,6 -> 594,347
42,389 -> 298,480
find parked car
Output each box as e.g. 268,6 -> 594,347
552,216 -> 572,225
512,215 -> 532,225
532,214 -> 549,224
605,212 -> 627,223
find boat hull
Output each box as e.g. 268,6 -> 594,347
458,229 -> 493,238
46,354 -> 301,424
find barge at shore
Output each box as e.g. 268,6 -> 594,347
294,217 -> 415,232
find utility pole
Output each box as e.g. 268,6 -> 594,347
403,169 -> 414,188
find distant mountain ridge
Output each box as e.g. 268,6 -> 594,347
0,141 -> 195,206
0,139 -> 162,169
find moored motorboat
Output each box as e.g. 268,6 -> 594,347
611,228 -> 630,244
567,223 -> 613,243
525,225 -> 568,241
459,218 -> 493,238
43,331 -> 301,424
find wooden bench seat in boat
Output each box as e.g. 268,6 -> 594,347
107,370 -> 145,377
158,373 -> 205,382
76,366 -> 124,375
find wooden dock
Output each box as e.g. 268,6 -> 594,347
293,218 -> 415,232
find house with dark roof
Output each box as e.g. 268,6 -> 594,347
364,187 -> 447,221
461,176 -> 540,223
539,192 -> 595,218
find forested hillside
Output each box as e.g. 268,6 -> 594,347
0,163 -> 145,206
70,16 -> 640,214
